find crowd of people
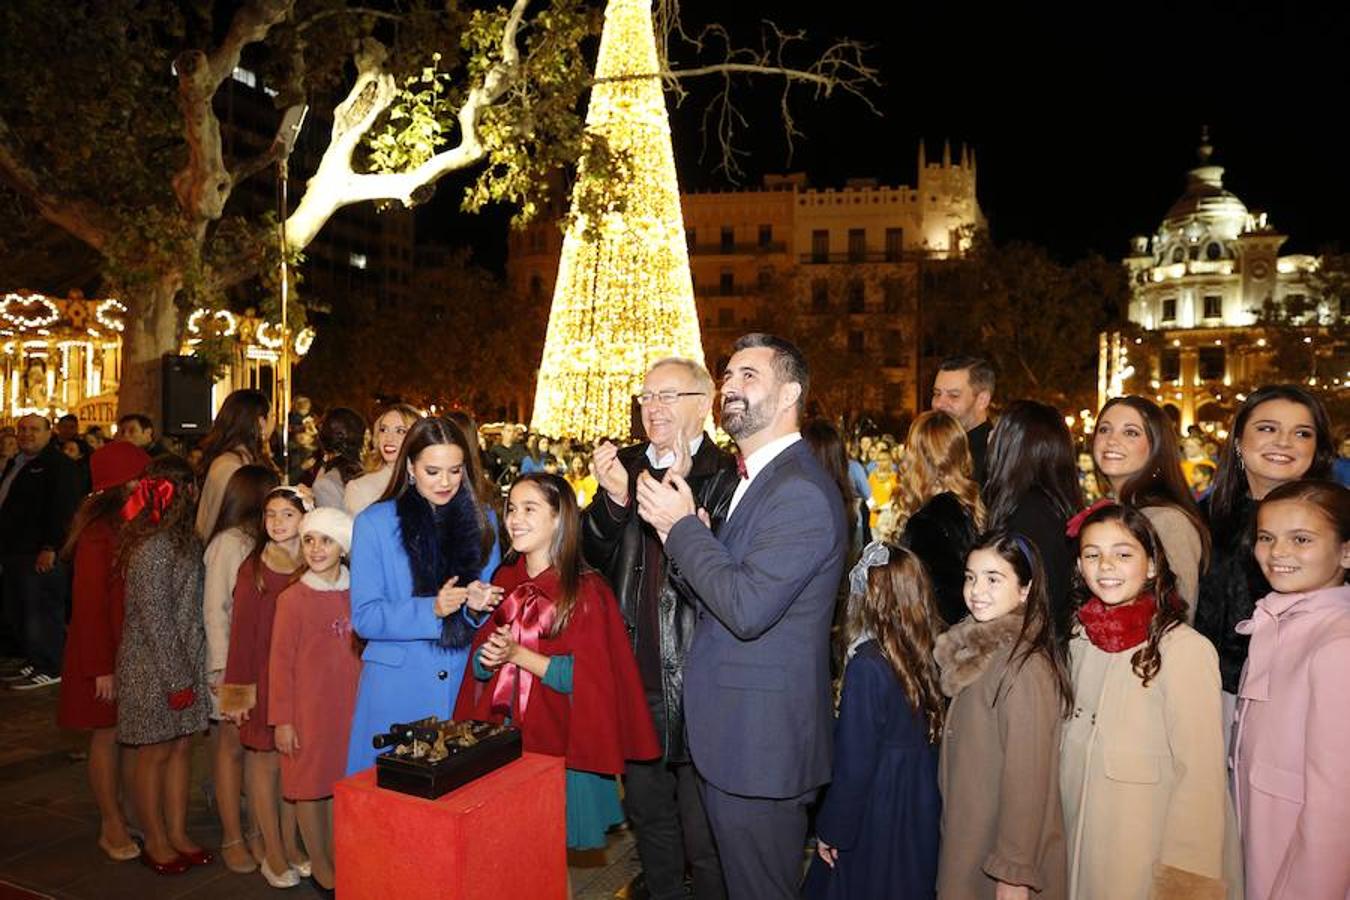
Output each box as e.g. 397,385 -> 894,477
0,334 -> 1346,899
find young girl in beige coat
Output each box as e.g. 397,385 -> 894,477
935,530 -> 1072,900
1061,503 -> 1241,900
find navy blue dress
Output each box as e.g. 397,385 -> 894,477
803,640 -> 941,900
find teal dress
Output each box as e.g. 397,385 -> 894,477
473,651 -> 623,849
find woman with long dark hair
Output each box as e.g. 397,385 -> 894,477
195,389 -> 276,541
57,442 -> 151,862
1092,396 -> 1210,619
893,411 -> 985,625
310,407 -> 367,510
1193,385 -> 1335,737
983,399 -> 1084,635
344,417 -> 504,774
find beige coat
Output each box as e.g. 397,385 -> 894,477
935,613 -> 1068,900
1140,505 -> 1203,622
194,449 -> 248,541
1061,627 -> 1242,900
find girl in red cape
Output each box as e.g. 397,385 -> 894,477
455,472 -> 658,851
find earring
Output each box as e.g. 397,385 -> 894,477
408,473 -> 415,485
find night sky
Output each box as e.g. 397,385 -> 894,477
428,4 -> 1350,269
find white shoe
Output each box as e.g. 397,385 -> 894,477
290,859 -> 312,878
260,858 -> 300,888
11,672 -> 60,690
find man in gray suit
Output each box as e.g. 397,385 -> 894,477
637,333 -> 848,899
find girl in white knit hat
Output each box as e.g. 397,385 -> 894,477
268,506 -> 358,894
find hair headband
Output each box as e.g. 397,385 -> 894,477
270,485 -> 315,513
1010,533 -> 1035,569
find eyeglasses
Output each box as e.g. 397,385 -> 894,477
635,390 -> 706,406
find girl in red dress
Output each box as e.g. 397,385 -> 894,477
455,473 -> 658,853
270,507 -> 360,894
220,486 -> 310,887
57,442 -> 150,862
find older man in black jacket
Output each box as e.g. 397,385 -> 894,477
583,357 -> 737,900
0,414 -> 83,689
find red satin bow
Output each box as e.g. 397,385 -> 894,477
120,477 -> 176,524
489,582 -> 557,722
1065,497 -> 1116,539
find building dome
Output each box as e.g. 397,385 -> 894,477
1152,133 -> 1248,263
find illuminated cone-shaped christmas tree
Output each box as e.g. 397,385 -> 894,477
530,0 -> 703,441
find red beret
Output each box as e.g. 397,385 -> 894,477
91,441 -> 151,492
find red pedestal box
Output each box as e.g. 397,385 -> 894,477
335,752 -> 567,900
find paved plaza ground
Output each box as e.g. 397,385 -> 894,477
0,684 -> 641,899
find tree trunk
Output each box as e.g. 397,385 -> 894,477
116,274 -> 183,422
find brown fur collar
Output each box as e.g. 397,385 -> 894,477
933,612 -> 1025,698
262,540 -> 301,574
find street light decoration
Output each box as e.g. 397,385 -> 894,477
529,0 -> 703,441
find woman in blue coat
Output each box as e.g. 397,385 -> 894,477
804,542 -> 945,900
345,417 -> 503,774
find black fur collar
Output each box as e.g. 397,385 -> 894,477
395,486 -> 485,648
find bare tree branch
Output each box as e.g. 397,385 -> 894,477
284,0 -> 530,251
649,18 -> 880,182
296,6 -> 403,32
0,122 -> 113,251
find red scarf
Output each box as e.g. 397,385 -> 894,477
1076,593 -> 1156,652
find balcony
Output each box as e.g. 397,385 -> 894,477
799,251 -> 914,265
689,241 -> 788,256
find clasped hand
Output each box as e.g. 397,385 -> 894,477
434,578 -> 504,618
478,624 -> 518,670
635,471 -> 709,541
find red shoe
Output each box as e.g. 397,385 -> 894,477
177,848 -> 214,867
140,850 -> 191,875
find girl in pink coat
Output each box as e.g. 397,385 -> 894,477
1234,479 -> 1350,900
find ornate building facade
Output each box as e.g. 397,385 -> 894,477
508,140 -> 984,423
1113,133 -> 1328,430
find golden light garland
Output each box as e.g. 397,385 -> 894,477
529,0 -> 704,441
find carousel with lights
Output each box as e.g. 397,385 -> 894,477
0,290 -> 314,428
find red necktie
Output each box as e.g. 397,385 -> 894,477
736,456 -> 748,480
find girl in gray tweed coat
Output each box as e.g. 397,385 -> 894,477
116,455 -> 212,875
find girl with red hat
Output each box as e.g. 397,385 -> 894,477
57,440 -> 151,862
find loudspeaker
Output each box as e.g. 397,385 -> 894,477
161,354 -> 213,437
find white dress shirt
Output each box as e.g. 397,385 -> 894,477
646,434 -> 705,470
727,432 -> 802,519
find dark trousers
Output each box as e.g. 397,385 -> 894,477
699,779 -> 816,900
624,757 -> 725,900
0,556 -> 69,675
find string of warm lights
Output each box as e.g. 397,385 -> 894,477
530,0 -> 704,441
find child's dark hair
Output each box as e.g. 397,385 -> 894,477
506,473 -> 584,637
1070,503 -> 1185,687
117,455 -> 199,572
970,529 -> 1073,716
846,545 -> 947,743
1260,479 -> 1350,542
207,464 -> 280,544
245,487 -> 307,591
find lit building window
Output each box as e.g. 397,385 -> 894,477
349,252 -> 368,270
232,67 -> 258,88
